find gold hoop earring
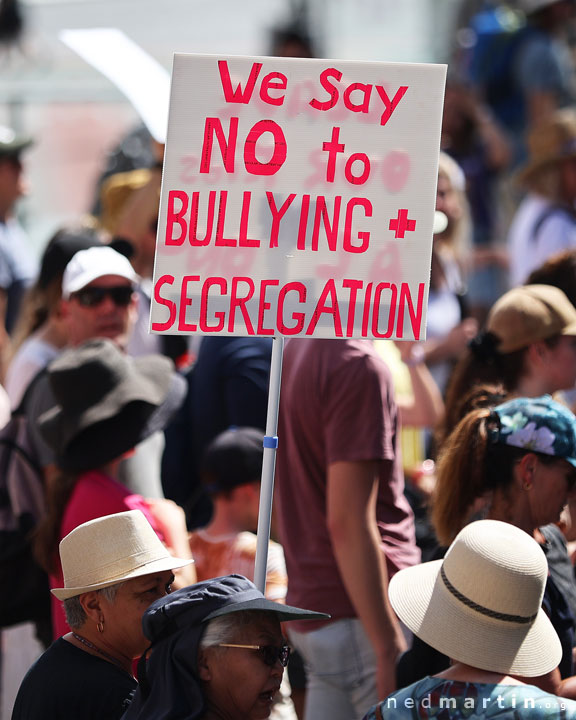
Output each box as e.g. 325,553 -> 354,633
523,481 -> 533,491
97,620 -> 104,634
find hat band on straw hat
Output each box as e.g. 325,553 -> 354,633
64,547 -> 170,588
441,567 -> 538,624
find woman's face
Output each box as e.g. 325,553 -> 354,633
98,570 -> 174,658
541,335 -> 576,393
435,173 -> 462,240
529,457 -> 576,528
200,614 -> 285,720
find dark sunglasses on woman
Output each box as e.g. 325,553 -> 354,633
217,642 -> 291,667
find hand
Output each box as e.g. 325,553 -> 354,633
375,642 -> 404,700
444,318 -> 478,356
145,498 -> 196,587
394,340 -> 421,365
145,498 -> 188,549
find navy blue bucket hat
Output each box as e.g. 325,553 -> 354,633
143,574 -> 328,644
123,576 -> 329,720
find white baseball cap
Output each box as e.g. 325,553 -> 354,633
62,246 -> 139,299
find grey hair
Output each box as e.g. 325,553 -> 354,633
200,610 -> 264,649
63,581 -> 126,630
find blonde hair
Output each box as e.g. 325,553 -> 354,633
436,152 -> 472,273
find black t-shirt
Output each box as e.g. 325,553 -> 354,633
11,637 -> 137,720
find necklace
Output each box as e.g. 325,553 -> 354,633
71,632 -> 132,675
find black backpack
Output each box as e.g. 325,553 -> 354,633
0,370 -> 51,635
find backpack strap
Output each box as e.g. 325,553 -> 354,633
532,205 -> 576,242
13,365 -> 49,416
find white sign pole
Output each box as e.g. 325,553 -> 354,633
254,336 -> 284,593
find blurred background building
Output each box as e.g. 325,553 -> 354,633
0,0 -> 463,251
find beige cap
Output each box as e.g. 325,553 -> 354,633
487,284 -> 576,353
52,510 -> 193,601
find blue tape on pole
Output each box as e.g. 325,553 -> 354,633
263,435 -> 279,449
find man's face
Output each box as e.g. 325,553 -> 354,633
62,274 -> 137,348
0,155 -> 26,220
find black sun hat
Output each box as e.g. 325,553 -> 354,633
38,339 -> 186,471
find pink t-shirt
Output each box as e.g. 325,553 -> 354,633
276,339 -> 420,632
50,470 -> 162,639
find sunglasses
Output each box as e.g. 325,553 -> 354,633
218,642 -> 291,667
71,285 -> 134,308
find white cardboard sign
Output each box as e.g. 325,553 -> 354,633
151,54 -> 446,340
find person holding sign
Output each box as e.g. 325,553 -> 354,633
275,338 -> 420,720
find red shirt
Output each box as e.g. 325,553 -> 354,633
50,470 -> 163,639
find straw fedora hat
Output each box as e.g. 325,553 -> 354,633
38,339 -> 186,471
52,510 -> 193,600
517,109 -> 576,187
389,519 -> 561,676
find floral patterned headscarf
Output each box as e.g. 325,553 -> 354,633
493,395 -> 576,467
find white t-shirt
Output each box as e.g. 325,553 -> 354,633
4,333 -> 59,409
508,193 -> 576,287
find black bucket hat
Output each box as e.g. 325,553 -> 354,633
123,575 -> 329,720
38,339 -> 186,471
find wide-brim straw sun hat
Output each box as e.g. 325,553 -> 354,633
516,108 -> 576,187
389,519 -> 562,677
52,510 -> 193,600
38,338 -> 186,471
486,284 -> 576,353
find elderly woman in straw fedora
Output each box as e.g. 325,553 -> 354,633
508,108 -> 576,287
32,338 -> 196,640
12,510 -> 193,720
363,520 -> 576,720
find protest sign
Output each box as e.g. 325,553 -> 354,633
151,54 -> 446,341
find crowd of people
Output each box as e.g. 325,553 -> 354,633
4,1 -> 576,718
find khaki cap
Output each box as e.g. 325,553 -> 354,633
487,284 -> 576,353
